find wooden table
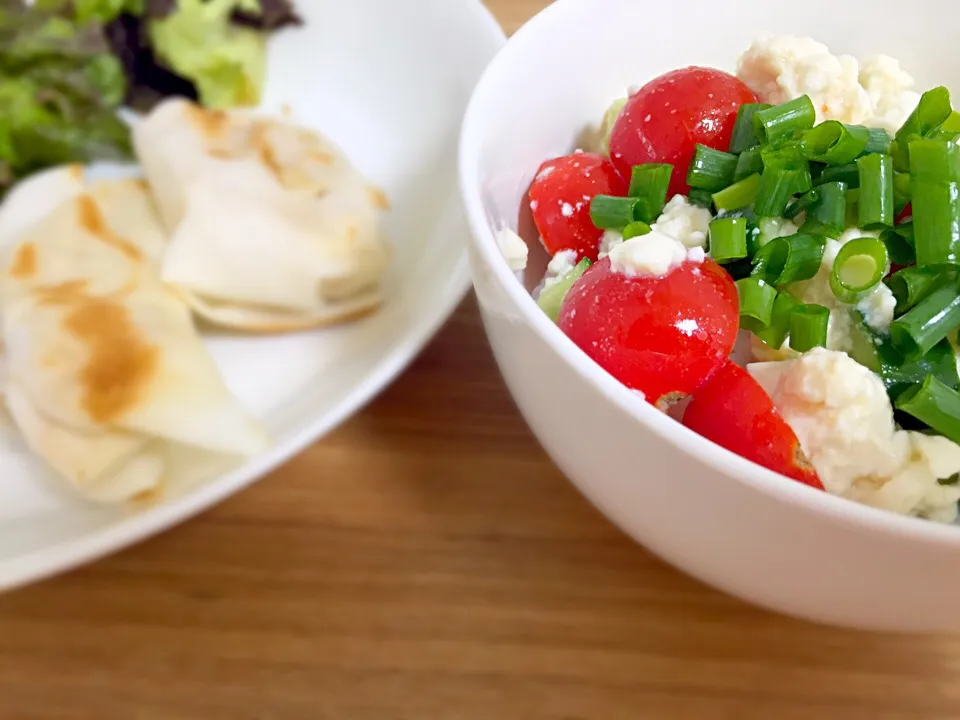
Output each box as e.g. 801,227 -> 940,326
3,3 -> 960,718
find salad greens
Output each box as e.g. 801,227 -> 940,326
0,0 -> 301,195
149,0 -> 266,109
0,0 -> 132,195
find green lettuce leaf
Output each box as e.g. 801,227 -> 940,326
0,1 -> 132,195
148,0 -> 266,109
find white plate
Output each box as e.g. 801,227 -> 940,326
0,0 -> 506,591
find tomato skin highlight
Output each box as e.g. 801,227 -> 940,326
557,257 -> 739,406
609,67 -> 758,198
529,153 -> 628,262
683,361 -> 825,490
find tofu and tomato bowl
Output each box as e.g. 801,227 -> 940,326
460,0 -> 960,630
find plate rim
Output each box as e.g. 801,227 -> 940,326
0,0 -> 506,593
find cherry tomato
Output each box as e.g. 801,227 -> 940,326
609,67 -> 758,197
683,360 -> 824,490
529,152 -> 627,262
557,257 -> 739,408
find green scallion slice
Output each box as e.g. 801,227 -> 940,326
729,102 -> 771,153
865,127 -> 892,155
628,164 -> 672,222
893,171 -> 912,216
889,281 -> 960,360
801,181 -> 846,238
537,258 -> 591,323
751,233 -> 825,286
622,221 -> 651,240
829,237 -> 889,303
816,162 -> 860,189
754,165 -> 805,217
753,95 -> 816,145
789,304 -> 830,352
885,265 -> 947,315
893,86 -> 953,171
687,144 -> 739,192
752,292 -> 799,349
709,217 -> 748,263
736,277 -> 778,329
880,338 -> 960,401
879,224 -> 916,268
784,188 -> 819,220
909,138 -> 960,267
734,146 -> 764,181
687,188 -> 714,209
895,374 -> 960,444
590,195 -> 638,230
712,173 -> 761,212
802,121 -> 870,165
857,153 -> 894,229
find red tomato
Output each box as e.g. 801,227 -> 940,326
609,67 -> 758,197
529,152 -> 627,262
557,257 -> 739,408
683,361 -> 824,490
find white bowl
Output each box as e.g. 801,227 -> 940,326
460,0 -> 960,631
0,0 -> 505,592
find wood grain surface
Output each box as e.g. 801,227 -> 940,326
3,2 -> 960,719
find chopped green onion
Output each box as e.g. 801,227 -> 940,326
784,189 -> 819,220
709,217 -> 748,262
845,188 -> 860,228
777,234 -> 827,285
934,111 -> 960,141
857,153 -> 894,229
801,181 -> 846,238
802,121 -> 870,165
590,195 -> 638,230
895,374 -> 960,444
789,304 -> 830,351
754,165 -> 806,217
628,164 -> 672,222
751,233 -> 825,286
750,238 -> 786,284
879,224 -> 916,268
941,111 -> 960,134
865,127 -> 892,155
893,172 -> 912,216
687,188 -> 714,209
622,221 -> 651,240
893,86 -> 953,171
736,277 -> 778,328
753,95 -> 816,145
734,146 -> 764,181
761,139 -> 806,168
712,172 -> 761,211
687,144 -> 738,192
815,163 -> 860,189
752,292 -> 799,349
909,138 -> 960,267
885,265 -> 947,315
880,337 -> 960,401
729,102 -> 771,153
830,237 -> 889,303
536,259 -> 591,323
889,281 -> 960,360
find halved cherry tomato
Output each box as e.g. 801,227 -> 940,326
897,203 -> 913,224
683,360 -> 824,490
557,257 -> 739,408
529,152 -> 627,262
609,67 -> 758,198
